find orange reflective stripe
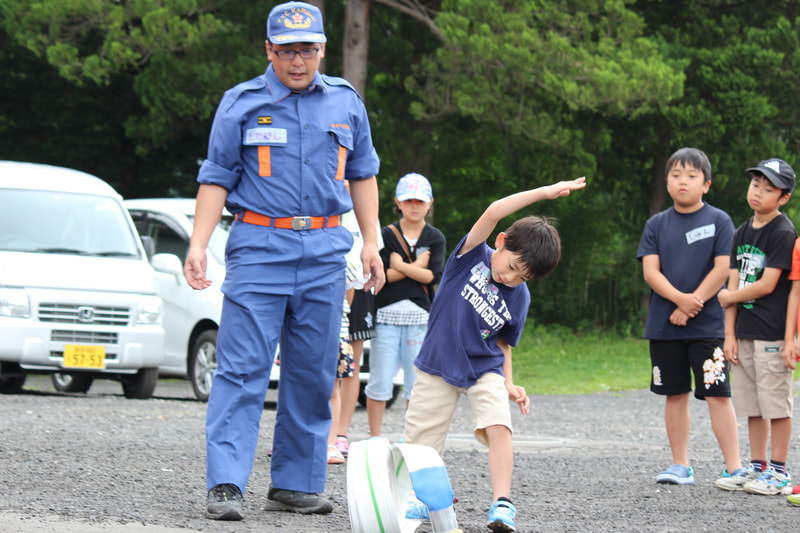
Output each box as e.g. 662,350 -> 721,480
258,146 -> 271,177
334,145 -> 346,181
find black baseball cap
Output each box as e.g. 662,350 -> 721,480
746,158 -> 796,193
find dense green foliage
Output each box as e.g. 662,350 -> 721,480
2,0 -> 799,334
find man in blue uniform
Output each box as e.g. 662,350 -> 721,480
184,1 -> 384,521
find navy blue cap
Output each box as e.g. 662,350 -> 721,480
267,2 -> 326,44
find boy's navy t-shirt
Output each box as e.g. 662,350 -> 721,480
637,203 -> 734,340
414,235 -> 531,389
730,213 -> 796,340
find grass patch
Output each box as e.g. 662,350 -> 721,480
513,324 -> 651,395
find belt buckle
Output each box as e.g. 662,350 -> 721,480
292,216 -> 312,230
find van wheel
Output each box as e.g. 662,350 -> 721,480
0,363 -> 26,393
358,383 -> 402,409
189,329 -> 217,402
52,373 -> 93,393
121,368 -> 159,399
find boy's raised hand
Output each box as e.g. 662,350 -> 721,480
542,177 -> 587,200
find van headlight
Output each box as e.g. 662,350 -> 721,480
137,296 -> 162,325
0,287 -> 31,318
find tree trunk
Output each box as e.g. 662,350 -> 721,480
343,0 -> 370,95
308,0 -> 326,74
648,129 -> 671,217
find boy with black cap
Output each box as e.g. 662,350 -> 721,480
716,158 -> 797,495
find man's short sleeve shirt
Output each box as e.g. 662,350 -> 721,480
196,65 -> 380,218
413,236 -> 531,389
637,203 -> 734,340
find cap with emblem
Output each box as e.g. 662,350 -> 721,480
746,158 -> 796,193
267,2 -> 327,44
395,173 -> 433,203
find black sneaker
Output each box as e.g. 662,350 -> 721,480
265,484 -> 333,514
207,483 -> 243,521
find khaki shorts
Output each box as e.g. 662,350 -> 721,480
402,367 -> 512,456
732,339 -> 794,419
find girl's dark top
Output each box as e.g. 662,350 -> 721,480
376,221 -> 446,312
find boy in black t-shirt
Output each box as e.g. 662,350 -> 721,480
717,158 -> 797,495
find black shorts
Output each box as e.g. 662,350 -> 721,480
348,289 -> 377,341
649,338 -> 731,399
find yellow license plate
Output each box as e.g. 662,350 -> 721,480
63,345 -> 105,369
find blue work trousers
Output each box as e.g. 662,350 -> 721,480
206,222 -> 350,494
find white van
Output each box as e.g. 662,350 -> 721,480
0,161 -> 165,399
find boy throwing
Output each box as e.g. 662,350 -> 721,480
402,177 -> 586,532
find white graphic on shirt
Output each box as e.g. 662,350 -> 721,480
685,224 -> 716,245
461,262 -> 511,330
736,244 -> 767,309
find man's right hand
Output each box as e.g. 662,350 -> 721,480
184,247 -> 212,290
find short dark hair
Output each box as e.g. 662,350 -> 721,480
665,147 -> 712,183
503,216 -> 561,280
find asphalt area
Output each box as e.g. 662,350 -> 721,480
2,375 -> 800,532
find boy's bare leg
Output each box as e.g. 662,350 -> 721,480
770,417 -> 792,463
337,339 -> 364,437
665,392 -> 691,466
706,396 -> 742,472
485,424 -> 513,500
748,416 -> 770,462
367,397 -> 386,437
328,379 -> 342,446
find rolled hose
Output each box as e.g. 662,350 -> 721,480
347,437 -> 461,533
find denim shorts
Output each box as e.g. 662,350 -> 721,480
365,323 -> 426,400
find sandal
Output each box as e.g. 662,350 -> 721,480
327,444 -> 345,464
335,435 -> 349,457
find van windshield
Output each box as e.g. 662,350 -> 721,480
0,189 -> 141,257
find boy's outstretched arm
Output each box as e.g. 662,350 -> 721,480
498,337 -> 530,415
459,177 -> 586,256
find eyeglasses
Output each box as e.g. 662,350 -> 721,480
270,46 -> 321,60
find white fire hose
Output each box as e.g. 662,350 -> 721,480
347,437 -> 461,533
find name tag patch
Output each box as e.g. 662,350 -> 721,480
244,127 -> 287,146
685,224 -> 715,245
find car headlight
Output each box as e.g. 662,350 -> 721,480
137,296 -> 163,325
0,287 -> 31,318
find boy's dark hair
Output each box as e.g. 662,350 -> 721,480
503,216 -> 561,280
665,147 -> 712,183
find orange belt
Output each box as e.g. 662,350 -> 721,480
235,210 -> 341,230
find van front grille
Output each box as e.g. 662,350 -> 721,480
50,330 -> 119,344
38,303 -> 131,325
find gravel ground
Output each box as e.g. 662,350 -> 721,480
1,375 -> 800,532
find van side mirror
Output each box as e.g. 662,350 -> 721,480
151,253 -> 185,285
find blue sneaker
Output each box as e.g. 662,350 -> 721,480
405,496 -> 429,520
487,500 -> 516,532
655,464 -> 694,485
715,467 -> 759,491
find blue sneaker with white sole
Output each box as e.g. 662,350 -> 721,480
656,464 -> 694,485
405,496 -> 429,520
487,500 -> 516,532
